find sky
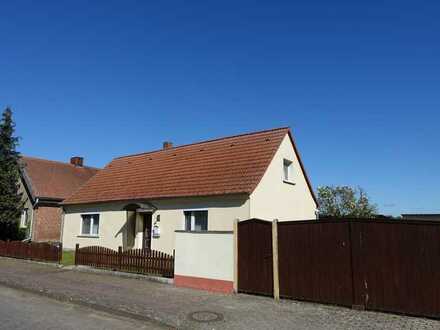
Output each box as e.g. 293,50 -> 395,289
1,1 -> 439,215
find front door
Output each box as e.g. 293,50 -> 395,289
142,213 -> 152,250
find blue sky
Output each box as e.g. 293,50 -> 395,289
1,1 -> 439,215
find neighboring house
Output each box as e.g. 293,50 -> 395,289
19,156 -> 99,241
61,127 -> 318,253
401,214 -> 440,221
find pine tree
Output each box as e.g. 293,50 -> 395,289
0,107 -> 23,230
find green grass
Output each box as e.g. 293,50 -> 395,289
61,250 -> 75,266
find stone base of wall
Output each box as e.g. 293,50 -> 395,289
174,274 -> 233,294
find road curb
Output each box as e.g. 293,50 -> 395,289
0,256 -> 62,268
64,265 -> 174,285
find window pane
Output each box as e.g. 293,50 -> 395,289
194,211 -> 208,231
283,159 -> 292,181
184,211 -> 192,231
24,209 -> 29,226
92,216 -> 99,235
82,216 -> 91,235
21,209 -> 28,227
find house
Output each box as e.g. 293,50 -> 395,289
19,156 -> 99,241
61,127 -> 318,253
401,214 -> 440,221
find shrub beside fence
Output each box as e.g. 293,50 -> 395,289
0,240 -> 62,263
75,244 -> 174,278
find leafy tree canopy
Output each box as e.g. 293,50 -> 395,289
317,185 -> 377,218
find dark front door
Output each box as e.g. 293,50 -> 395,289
143,213 -> 152,250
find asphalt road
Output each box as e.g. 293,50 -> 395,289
0,285 -> 168,330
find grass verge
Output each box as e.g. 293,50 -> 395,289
61,250 -> 75,266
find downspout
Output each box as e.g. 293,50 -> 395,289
248,194 -> 251,220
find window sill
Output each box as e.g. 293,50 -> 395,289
175,230 -> 232,234
77,235 -> 99,238
283,180 -> 296,186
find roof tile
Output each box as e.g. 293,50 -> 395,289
22,157 -> 99,200
63,127 -> 290,205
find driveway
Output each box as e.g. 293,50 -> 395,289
0,257 -> 438,330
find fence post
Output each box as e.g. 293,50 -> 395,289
75,243 -> 79,266
118,246 -> 122,271
172,249 -> 175,276
58,243 -> 63,264
272,219 -> 280,301
233,218 -> 239,293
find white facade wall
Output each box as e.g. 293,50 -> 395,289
175,231 -> 233,281
62,203 -> 127,250
148,195 -> 249,254
250,134 -> 317,221
62,195 -> 249,254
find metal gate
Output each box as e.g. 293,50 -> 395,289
237,219 -> 273,295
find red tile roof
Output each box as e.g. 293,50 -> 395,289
63,127 -> 316,205
21,157 -> 99,200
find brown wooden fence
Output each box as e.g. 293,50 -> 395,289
0,240 -> 62,263
75,244 -> 174,278
238,218 -> 440,319
278,221 -> 353,307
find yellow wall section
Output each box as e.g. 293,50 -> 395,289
250,134 -> 317,221
175,231 -> 233,281
62,195 -> 249,254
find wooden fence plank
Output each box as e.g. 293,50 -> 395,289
74,245 -> 174,278
0,240 -> 61,263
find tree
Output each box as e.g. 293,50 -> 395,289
0,107 -> 24,240
317,185 -> 377,218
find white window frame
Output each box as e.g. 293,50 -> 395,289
183,209 -> 208,231
80,214 -> 100,237
20,209 -> 29,228
283,158 -> 294,184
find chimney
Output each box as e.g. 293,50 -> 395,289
163,141 -> 173,150
70,156 -> 84,167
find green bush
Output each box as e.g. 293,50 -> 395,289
0,221 -> 26,241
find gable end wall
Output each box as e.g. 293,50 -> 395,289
249,134 -> 317,221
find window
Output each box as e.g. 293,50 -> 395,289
283,159 -> 293,182
81,214 -> 100,236
20,209 -> 29,228
184,210 -> 208,231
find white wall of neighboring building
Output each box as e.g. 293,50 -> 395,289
18,179 -> 35,239
249,134 -> 317,221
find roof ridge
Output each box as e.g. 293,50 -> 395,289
115,126 -> 290,160
21,155 -> 100,171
